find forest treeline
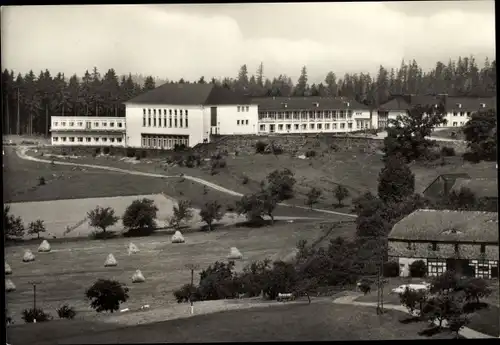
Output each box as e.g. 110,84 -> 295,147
1,55 -> 496,135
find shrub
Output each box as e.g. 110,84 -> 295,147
56,304 -> 76,319
399,287 -> 428,317
91,152 -> 97,158
95,147 -> 101,155
358,281 -> 372,295
440,146 -> 456,157
333,185 -> 350,207
140,150 -> 147,158
135,152 -> 141,160
126,148 -> 136,158
173,283 -> 199,303
38,176 -> 46,186
22,308 -> 52,323
330,143 -> 339,151
305,150 -> 316,158
28,219 -> 46,239
196,261 -> 240,301
199,201 -> 224,231
218,159 -> 227,168
267,168 -> 296,201
409,260 -> 427,278
305,187 -> 322,209
123,227 -> 155,237
462,151 -> 481,163
85,279 -> 129,313
4,205 -> 25,240
170,200 -> 193,229
263,261 -> 299,300
122,198 -> 158,234
255,141 -> 267,154
102,146 -> 110,155
242,175 -> 249,185
383,261 -> 400,277
90,230 -> 117,240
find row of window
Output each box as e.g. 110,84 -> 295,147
236,120 -> 249,125
451,111 -> 471,117
52,136 -> 123,143
407,242 -> 487,253
237,105 -> 250,112
143,108 -> 188,117
259,110 -> 358,118
259,122 -> 366,132
143,114 -> 188,128
53,121 -> 124,128
141,134 -> 189,149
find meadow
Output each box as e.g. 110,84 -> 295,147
5,220 -> 329,324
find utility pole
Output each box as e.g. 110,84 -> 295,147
185,263 -> 199,315
6,93 -> 10,135
46,104 -> 49,137
29,280 -> 42,310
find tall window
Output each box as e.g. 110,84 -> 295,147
185,113 -> 189,128
164,109 -> 167,115
143,114 -> 146,127
143,109 -> 146,115
148,114 -> 151,127
169,115 -> 172,128
180,110 -> 183,116
153,115 -> 157,127
180,116 -> 183,128
163,114 -> 167,127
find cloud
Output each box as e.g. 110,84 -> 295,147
1,3 -> 495,84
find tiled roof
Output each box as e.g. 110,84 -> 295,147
252,97 -> 371,111
450,178 -> 498,199
379,95 -> 496,112
125,83 -> 251,106
388,209 -> 498,243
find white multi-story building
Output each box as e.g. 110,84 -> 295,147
50,116 -> 126,146
253,97 -> 372,134
378,95 -> 496,129
124,83 -> 259,149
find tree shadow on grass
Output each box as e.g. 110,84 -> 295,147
463,302 -> 489,314
233,219 -> 285,228
399,316 -> 423,324
418,326 -> 442,337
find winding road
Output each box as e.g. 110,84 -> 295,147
14,146 -> 357,218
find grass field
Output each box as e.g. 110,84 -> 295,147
355,277 -> 500,337
4,220 -> 329,324
431,127 -> 466,140
30,145 -> 497,213
6,302 -> 458,344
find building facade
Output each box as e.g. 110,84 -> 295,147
388,209 -> 499,279
253,97 -> 372,134
50,116 -> 126,146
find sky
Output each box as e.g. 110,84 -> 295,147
1,1 -> 496,84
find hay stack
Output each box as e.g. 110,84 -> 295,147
5,279 -> 16,292
38,240 -> 51,252
5,262 -> 12,275
127,242 -> 139,255
132,269 -> 145,283
23,250 -> 35,262
171,230 -> 185,243
228,247 -> 243,260
104,254 -> 117,267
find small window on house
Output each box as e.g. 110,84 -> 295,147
466,112 -> 471,117
325,123 -> 330,130
143,115 -> 146,127
94,137 -> 99,142
175,110 -> 177,116
317,123 -> 322,130
143,109 -> 146,115
77,137 -> 83,142
180,110 -> 183,116
260,124 -> 265,131
54,122 -> 59,126
278,124 -> 283,131
453,111 -> 457,116
77,122 -> 83,126
164,109 -> 167,115
480,103 -> 486,108
86,137 -> 91,142
148,109 -> 151,115
454,244 -> 459,253
245,120 -> 248,125
237,106 -> 241,112
431,242 -> 438,251
294,124 -> 299,130
237,120 -> 240,125
102,137 -> 107,142
453,122 -> 458,127
69,122 -> 74,127
185,110 -> 188,116
110,122 -> 115,127
61,122 -> 66,126
310,123 -> 315,129
348,123 -> 353,129
480,244 -> 486,254
102,122 -> 107,127
407,242 -> 412,250
117,138 -> 122,143
69,137 -> 75,142
110,138 -> 115,143
153,109 -> 156,116
246,106 -> 249,112
169,109 -> 172,115
61,137 -> 67,142
118,122 -> 123,128
53,137 -> 59,142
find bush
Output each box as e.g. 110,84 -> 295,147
56,304 -> 76,319
242,175 -> 249,185
4,205 -> 25,239
330,143 -> 339,151
28,219 -> 46,239
196,261 -> 240,301
463,151 -> 481,163
38,176 -> 46,186
263,261 -> 298,300
123,227 -> 155,237
135,152 -> 141,160
85,279 -> 129,313
89,230 -> 117,240
383,261 -> 400,277
255,141 -> 267,154
409,260 -> 427,278
103,146 -> 110,155
22,308 -> 52,323
218,159 -> 227,168
305,150 -> 316,158
95,147 -> 101,155
440,146 -> 456,157
173,283 -> 199,303
126,148 -> 136,158
87,206 -> 119,234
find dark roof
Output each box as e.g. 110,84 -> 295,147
421,173 -> 471,196
388,209 -> 498,243
446,97 -> 496,112
379,94 -> 496,112
450,178 -> 498,199
252,97 -> 371,111
125,83 -> 251,106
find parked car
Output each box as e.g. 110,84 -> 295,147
391,282 -> 430,294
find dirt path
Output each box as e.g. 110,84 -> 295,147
16,146 -> 357,219
332,293 -> 494,339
